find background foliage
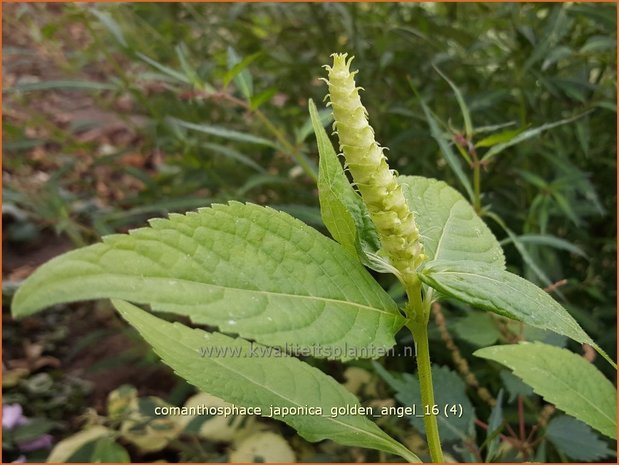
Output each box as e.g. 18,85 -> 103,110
3,2 -> 616,463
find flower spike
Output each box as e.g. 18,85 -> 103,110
325,53 -> 426,288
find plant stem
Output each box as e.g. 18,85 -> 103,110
408,312 -> 444,463
518,395 -> 526,441
473,159 -> 481,214
252,109 -> 318,182
209,92 -> 318,182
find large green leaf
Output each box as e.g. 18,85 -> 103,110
399,176 -> 505,268
546,415 -> 615,461
114,300 -> 421,462
12,202 -> 404,359
475,342 -> 617,439
311,98 -> 362,257
309,99 -> 385,271
419,259 -> 614,366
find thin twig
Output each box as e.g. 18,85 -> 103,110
518,396 -> 526,441
186,90 -> 318,181
543,278 -> 568,293
475,418 -> 518,443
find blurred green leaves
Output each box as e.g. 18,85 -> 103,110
224,47 -> 258,100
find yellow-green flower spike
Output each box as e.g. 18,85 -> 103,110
324,53 -> 426,288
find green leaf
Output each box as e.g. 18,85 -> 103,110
175,43 -> 213,91
419,260 -> 614,366
12,202 -> 404,359
485,212 -> 564,298
47,426 -> 110,463
12,418 -> 56,442
475,127 -> 527,148
473,121 -> 517,135
299,105 -> 333,144
9,80 -> 116,92
201,142 -> 266,173
475,342 -> 617,439
249,87 -> 278,111
114,300 -> 421,462
137,52 -> 190,85
398,176 -> 505,268
485,389 -> 504,461
546,415 -> 615,461
514,324 -> 567,348
91,436 -> 131,463
499,370 -> 533,402
452,312 -> 501,347
594,100 -> 617,113
567,4 -> 616,30
311,99 -> 358,257
434,66 -> 473,139
551,190 -> 581,226
91,9 -> 127,47
516,169 -> 549,189
500,234 -> 586,258
168,117 -> 276,148
481,112 -> 592,162
551,78 -> 593,103
541,46 -> 572,71
374,363 -> 475,442
310,99 -> 382,265
225,47 -> 257,100
580,35 -> 616,54
523,6 -> 571,71
66,439 -> 99,463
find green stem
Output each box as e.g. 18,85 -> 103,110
408,314 -> 444,463
216,93 -> 318,182
253,110 -> 318,182
473,160 -> 481,214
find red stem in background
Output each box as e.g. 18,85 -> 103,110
518,396 -> 526,441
